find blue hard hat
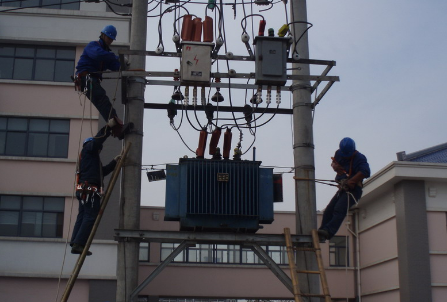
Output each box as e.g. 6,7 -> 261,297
101,25 -> 117,40
339,137 -> 356,157
83,137 -> 94,146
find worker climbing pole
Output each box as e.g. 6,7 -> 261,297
60,143 -> 131,302
73,25 -> 133,140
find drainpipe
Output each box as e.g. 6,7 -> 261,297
354,210 -> 362,302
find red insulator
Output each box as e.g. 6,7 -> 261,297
196,129 -> 208,158
181,15 -> 193,41
209,127 -> 221,155
192,18 -> 203,42
203,16 -> 214,42
222,128 -> 232,159
258,20 -> 266,36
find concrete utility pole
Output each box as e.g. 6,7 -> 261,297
116,0 -> 148,301
290,0 -> 319,299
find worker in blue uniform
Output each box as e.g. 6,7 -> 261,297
70,126 -> 121,255
318,137 -> 370,241
75,25 -> 131,139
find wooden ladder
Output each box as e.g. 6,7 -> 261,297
284,228 -> 332,302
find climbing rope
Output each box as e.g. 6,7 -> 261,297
55,67 -> 122,301
54,93 -> 90,302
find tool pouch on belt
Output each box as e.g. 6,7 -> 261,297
72,71 -> 89,92
76,182 -> 100,206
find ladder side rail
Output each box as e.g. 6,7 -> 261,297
60,143 -> 131,302
284,228 -> 304,302
311,229 -> 332,302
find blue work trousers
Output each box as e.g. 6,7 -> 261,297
320,186 -> 362,239
81,76 -> 117,122
70,191 -> 101,246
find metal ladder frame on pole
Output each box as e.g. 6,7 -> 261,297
284,227 -> 332,302
60,142 -> 131,302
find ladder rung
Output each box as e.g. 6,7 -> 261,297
300,293 -> 328,298
296,270 -> 321,274
293,247 -> 318,252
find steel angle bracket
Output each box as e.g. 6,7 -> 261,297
129,240 -> 195,302
244,242 -> 294,293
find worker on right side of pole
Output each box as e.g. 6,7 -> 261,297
318,137 -> 370,241
74,25 -> 132,140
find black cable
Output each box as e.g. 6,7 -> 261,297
174,127 -> 196,153
185,108 -> 202,132
103,0 -> 131,16
240,13 -> 264,34
103,0 -> 132,7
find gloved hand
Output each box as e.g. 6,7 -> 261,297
331,161 -> 345,175
337,178 -> 348,190
114,155 -> 122,162
345,171 -> 365,190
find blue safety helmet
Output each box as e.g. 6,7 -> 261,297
339,137 -> 356,157
83,137 -> 94,146
83,137 -> 103,150
101,25 -> 117,40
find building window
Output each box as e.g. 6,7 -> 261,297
139,242 -> 150,262
329,236 -> 348,267
0,0 -> 80,10
161,243 -> 186,262
160,243 -> 288,265
0,195 -> 64,238
215,244 -> 240,264
0,117 -> 69,158
0,44 -> 75,82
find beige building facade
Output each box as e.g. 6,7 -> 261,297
1,2 -> 446,302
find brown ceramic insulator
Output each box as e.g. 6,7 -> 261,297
209,127 -> 221,155
222,128 -> 232,159
196,129 -> 208,158
258,20 -> 266,36
192,18 -> 203,42
203,16 -> 214,42
181,15 -> 193,41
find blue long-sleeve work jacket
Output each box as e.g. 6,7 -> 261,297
78,127 -> 116,187
76,39 -> 120,79
333,149 -> 370,182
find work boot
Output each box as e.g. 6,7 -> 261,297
317,229 -> 330,242
71,243 -> 92,256
113,122 -> 134,140
108,117 -> 133,140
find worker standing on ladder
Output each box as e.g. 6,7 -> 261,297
74,25 -> 131,139
70,126 -> 121,255
318,137 -> 370,241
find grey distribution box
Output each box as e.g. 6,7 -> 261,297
253,36 -> 290,86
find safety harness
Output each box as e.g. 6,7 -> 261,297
75,149 -> 103,206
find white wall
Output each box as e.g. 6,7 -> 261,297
0,238 -> 117,278
0,9 -> 130,46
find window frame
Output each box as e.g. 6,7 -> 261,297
0,195 -> 65,238
0,0 -> 80,10
329,235 -> 349,267
0,44 -> 75,82
139,242 -> 150,262
159,243 -> 289,265
0,116 -> 70,158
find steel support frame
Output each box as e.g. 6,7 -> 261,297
117,50 -> 339,110
115,230 -> 311,300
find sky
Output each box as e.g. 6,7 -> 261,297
139,0 -> 447,211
